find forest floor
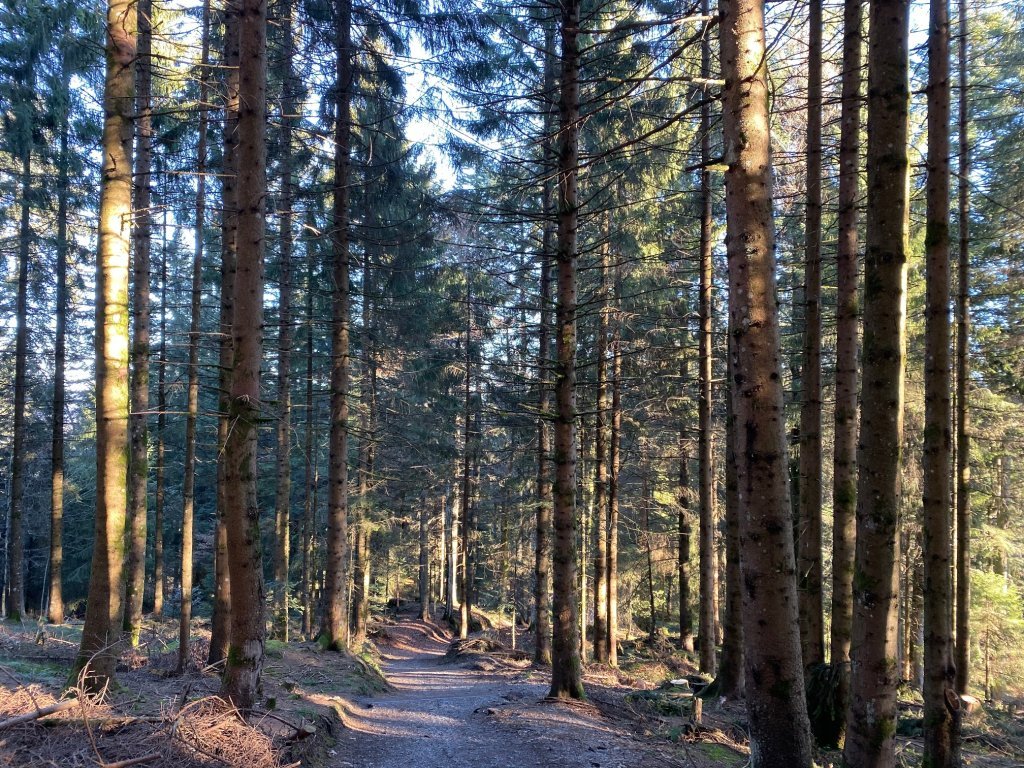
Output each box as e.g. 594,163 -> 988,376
1,608 -> 1023,767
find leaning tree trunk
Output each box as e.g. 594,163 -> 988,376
220,0 -> 267,710
178,0 -> 210,672
49,104 -> 70,625
209,0 -> 239,668
321,0 -> 353,651
797,0 -> 824,671
272,0 -> 296,642
125,0 -> 153,648
74,0 -> 136,692
718,0 -> 813,764
923,0 -> 961,762
548,0 -> 584,701
830,0 -> 863,733
844,2 -> 911,766
954,0 -> 971,696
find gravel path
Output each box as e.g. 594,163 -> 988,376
331,618 -> 654,768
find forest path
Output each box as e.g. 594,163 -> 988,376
330,615 -> 662,768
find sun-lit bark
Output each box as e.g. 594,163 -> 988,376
74,0 -> 136,692
797,0 -> 825,670
719,0 -> 813,763
124,0 -> 153,648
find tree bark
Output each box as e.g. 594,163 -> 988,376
831,0 -> 862,713
178,0 -> 210,671
74,0 -> 136,692
718,0 -> 813,764
153,212 -> 167,619
419,498 -> 430,620
272,0 -> 297,642
923,0 -> 961,762
210,0 -> 240,668
592,220 -> 610,663
320,0 -> 353,651
716,335 -> 744,698
219,0 -> 268,709
678,417 -> 694,653
549,0 -> 584,700
797,0 -> 824,671
49,102 -> 70,625
844,2 -> 911,766
696,0 -> 716,673
302,239 -> 317,639
459,285 -> 474,640
606,267 -> 622,668
954,0 -> 971,696
124,0 -> 153,648
7,108 -> 32,623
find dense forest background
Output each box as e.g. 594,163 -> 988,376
1,0 -> 1024,765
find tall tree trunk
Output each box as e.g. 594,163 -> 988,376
718,1 -> 813,764
831,0 -> 862,725
797,0 -> 824,670
697,0 -> 715,672
49,106 -> 70,625
592,222 -> 610,663
178,0 -> 210,671
844,2 -> 911,766
321,0 -> 353,651
351,230 -> 376,645
606,267 -> 622,668
716,336 -> 744,698
220,0 -> 268,709
459,285 -> 474,640
272,0 -> 296,642
678,385 -> 694,653
153,212 -> 167,619
549,0 -> 584,700
923,0 -> 960,762
419,497 -> 430,620
210,0 -> 240,668
534,15 -> 556,668
125,0 -> 153,647
302,240 -> 316,639
954,0 -> 971,696
7,122 -> 32,622
74,0 -> 136,691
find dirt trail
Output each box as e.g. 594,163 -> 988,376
332,617 -> 659,768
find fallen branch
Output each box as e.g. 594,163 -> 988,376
100,753 -> 161,768
0,699 -> 77,730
